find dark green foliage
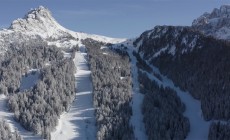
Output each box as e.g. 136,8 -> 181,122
139,71 -> 190,140
209,122 -> 230,140
0,120 -> 22,140
137,26 -> 230,121
82,39 -> 134,140
133,51 -> 152,73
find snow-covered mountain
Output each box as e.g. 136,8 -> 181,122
192,5 -> 230,40
0,6 -> 125,53
132,25 -> 207,61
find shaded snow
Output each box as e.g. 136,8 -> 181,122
127,47 -> 148,140
51,48 -> 96,140
20,69 -> 40,91
153,46 -> 168,58
112,41 -> 148,140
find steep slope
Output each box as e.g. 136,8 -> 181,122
192,5 -> 230,40
133,25 -> 230,139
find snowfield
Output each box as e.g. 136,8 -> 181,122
51,48 -> 96,140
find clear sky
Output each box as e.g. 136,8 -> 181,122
0,0 -> 229,38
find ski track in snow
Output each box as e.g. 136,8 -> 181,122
51,48 -> 96,140
127,49 -> 148,140
140,62 -> 211,140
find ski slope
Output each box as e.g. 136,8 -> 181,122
51,47 -> 96,140
128,50 -> 148,140
140,62 -> 211,140
111,41 -> 148,140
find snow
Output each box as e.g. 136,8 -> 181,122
20,69 -> 40,91
100,46 -> 108,50
141,61 -> 210,140
153,46 -> 168,58
63,51 -> 71,58
51,47 -> 96,140
168,45 -> 176,55
127,47 -> 148,140
0,94 -> 41,140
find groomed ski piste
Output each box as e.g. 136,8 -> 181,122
51,46 -> 96,140
128,50 -> 148,140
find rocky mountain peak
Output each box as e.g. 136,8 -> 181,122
8,6 -> 70,39
24,6 -> 52,20
192,5 -> 230,40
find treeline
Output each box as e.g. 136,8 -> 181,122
0,119 -> 22,140
82,39 -> 134,140
138,71 -> 189,140
0,39 -> 75,139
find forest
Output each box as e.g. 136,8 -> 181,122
0,38 -> 76,139
138,70 -> 189,140
136,26 -> 230,139
82,39 -> 134,140
0,119 -> 22,140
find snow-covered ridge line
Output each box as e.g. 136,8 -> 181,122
192,5 -> 230,40
6,6 -> 125,45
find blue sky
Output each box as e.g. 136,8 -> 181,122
0,0 -> 229,38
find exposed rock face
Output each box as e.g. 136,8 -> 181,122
192,5 -> 230,40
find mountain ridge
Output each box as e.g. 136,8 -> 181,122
0,6 -> 125,54
192,5 -> 230,40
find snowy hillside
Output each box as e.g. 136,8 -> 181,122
192,5 -> 230,40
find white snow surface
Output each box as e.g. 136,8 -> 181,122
20,70 -> 40,91
51,48 -> 96,140
0,94 -> 41,140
